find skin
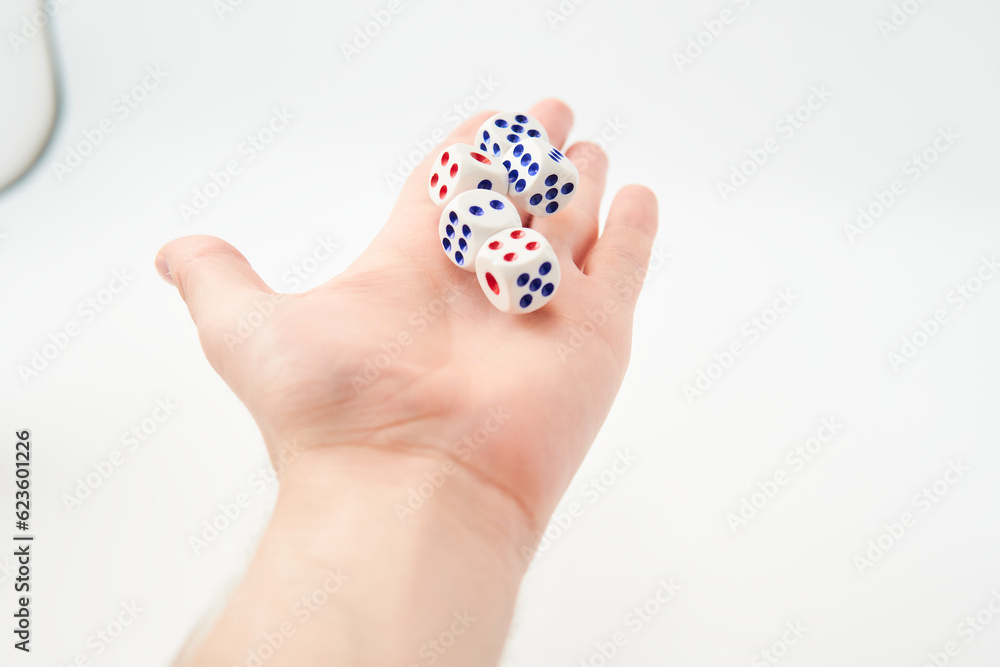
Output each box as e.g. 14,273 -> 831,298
158,98 -> 658,666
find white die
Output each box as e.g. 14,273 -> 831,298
429,144 -> 508,207
502,138 -> 579,218
475,227 -> 560,314
476,112 -> 549,161
439,191 -> 521,271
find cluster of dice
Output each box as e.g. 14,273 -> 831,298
429,112 -> 579,314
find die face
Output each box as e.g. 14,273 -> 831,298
502,138 -> 579,218
439,191 -> 521,271
476,112 -> 549,161
475,228 -> 560,314
429,144 -> 508,207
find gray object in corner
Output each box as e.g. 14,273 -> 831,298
0,0 -> 58,191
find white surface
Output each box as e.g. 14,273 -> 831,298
1,0 -> 999,664
0,0 -> 58,189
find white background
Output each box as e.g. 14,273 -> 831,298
1,0 -> 999,665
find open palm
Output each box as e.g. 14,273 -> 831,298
157,99 -> 657,538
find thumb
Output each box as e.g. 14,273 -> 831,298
156,235 -> 274,360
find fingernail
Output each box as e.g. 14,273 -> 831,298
155,255 -> 174,285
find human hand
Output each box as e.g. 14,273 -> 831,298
157,98 -> 656,536
160,98 -> 657,667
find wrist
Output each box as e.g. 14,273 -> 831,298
180,443 -> 536,667
275,442 -> 538,566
